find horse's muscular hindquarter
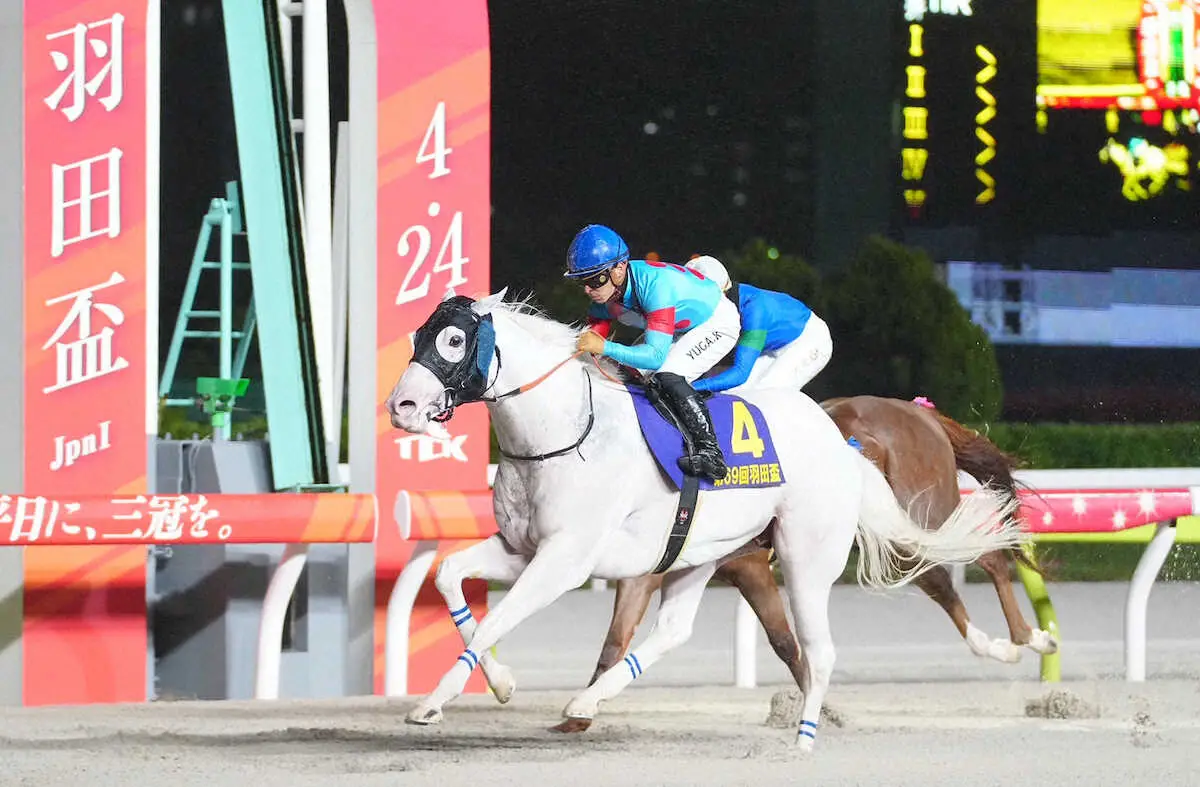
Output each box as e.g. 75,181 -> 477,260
585,394 -> 1052,718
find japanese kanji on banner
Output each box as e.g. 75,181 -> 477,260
22,0 -> 149,706
372,1 -> 492,695
0,494 -> 376,547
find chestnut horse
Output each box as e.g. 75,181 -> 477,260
583,395 -> 1057,695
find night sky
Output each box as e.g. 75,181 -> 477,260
158,0 -> 817,354
488,0 -> 816,284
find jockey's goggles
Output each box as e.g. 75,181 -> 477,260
576,269 -> 613,289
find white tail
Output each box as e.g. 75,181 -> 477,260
851,451 -> 1027,591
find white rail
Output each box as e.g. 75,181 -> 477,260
385,541 -> 439,696
1124,522 -> 1177,682
253,544 -> 310,699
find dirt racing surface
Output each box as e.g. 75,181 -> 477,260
1,679 -> 1198,787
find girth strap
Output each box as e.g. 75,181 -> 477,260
640,377 -> 701,574
651,472 -> 700,574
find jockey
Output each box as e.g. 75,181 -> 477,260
565,224 -> 741,482
684,256 -> 832,394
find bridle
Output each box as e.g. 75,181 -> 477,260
409,297 -> 609,462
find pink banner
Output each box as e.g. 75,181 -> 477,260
1015,488 -> 1195,534
1,493 -> 376,546
372,0 -> 492,694
22,0 -> 150,705
24,1 -> 148,494
958,487 -> 1196,534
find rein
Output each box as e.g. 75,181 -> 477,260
483,350 -> 623,403
483,350 -> 583,403
483,350 -> 623,463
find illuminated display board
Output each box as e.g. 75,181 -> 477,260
893,0 -> 1035,227
1038,0 -> 1200,112
1034,1 -> 1200,221
894,1 -> 1197,233
900,21 -> 930,215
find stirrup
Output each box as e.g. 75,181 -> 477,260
677,449 -> 727,482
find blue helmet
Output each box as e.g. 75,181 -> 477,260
564,224 -> 630,279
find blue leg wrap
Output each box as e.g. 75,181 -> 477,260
456,648 -> 479,671
450,604 -> 473,627
623,652 -> 643,680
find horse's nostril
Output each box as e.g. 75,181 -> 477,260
388,398 -> 416,417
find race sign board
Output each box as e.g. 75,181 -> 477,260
21,0 -> 151,706
372,0 -> 492,695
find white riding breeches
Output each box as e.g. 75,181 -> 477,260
653,295 -> 742,383
735,313 -> 832,391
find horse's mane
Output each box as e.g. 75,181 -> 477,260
490,295 -> 632,384
490,295 -> 581,348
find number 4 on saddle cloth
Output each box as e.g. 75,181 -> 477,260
626,383 -> 787,492
625,381 -> 786,574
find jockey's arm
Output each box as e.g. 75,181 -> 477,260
600,307 -> 673,370
693,330 -> 765,391
586,316 -> 613,339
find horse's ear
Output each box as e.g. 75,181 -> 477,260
442,286 -> 459,302
471,287 -> 508,315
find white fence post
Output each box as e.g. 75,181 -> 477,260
254,544 -> 310,699
734,595 -> 757,688
1124,521 -> 1176,682
385,540 -> 439,696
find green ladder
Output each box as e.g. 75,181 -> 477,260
160,181 -> 257,439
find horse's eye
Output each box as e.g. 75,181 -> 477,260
435,326 -> 469,363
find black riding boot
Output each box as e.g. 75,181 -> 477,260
654,372 -> 729,482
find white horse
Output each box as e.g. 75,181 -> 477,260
384,289 -> 1026,752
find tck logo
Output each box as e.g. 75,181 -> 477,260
394,434 -> 468,463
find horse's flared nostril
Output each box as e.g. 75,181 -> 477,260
390,399 -> 418,417
387,397 -> 416,418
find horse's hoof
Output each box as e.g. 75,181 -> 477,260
488,665 -> 516,704
562,695 -> 599,721
550,717 -> 594,734
795,734 -> 816,754
987,638 -> 1022,664
405,705 -> 444,726
1026,629 -> 1059,655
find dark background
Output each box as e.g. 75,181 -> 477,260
158,0 -> 1200,422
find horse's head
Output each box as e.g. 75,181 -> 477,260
385,287 -> 507,434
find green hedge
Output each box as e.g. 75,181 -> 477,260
978,422 -> 1200,469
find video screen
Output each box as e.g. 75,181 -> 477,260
1038,0 -> 1200,111
1034,1 -> 1200,219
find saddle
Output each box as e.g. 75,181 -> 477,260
623,374 -> 786,573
